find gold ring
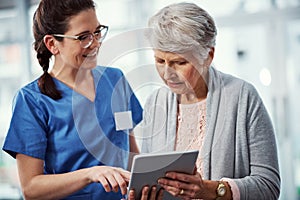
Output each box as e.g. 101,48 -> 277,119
180,189 -> 184,195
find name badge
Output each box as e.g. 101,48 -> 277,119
114,111 -> 133,131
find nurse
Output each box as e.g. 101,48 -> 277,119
2,0 -> 142,199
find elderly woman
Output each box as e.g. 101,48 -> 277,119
130,2 -> 280,200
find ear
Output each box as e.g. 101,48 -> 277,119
43,35 -> 59,55
204,47 -> 215,67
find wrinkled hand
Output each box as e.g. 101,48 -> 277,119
87,166 -> 130,195
158,171 -> 204,199
128,185 -> 164,200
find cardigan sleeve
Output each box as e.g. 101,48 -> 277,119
233,83 -> 280,200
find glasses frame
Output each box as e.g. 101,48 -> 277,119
53,25 -> 109,48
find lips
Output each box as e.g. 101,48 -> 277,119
167,81 -> 181,88
83,49 -> 98,57
83,52 -> 97,57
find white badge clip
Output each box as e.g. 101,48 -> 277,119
114,111 -> 133,131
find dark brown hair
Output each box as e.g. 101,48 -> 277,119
33,0 -> 95,100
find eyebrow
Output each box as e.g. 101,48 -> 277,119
75,24 -> 102,36
154,55 -> 186,61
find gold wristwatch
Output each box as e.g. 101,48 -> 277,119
216,181 -> 226,199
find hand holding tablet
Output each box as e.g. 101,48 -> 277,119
127,150 -> 199,199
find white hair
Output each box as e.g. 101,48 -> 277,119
147,2 -> 217,60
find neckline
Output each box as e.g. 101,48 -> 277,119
178,99 -> 207,108
51,69 -> 97,103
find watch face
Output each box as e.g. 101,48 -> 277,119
218,187 -> 226,196
217,183 -> 226,196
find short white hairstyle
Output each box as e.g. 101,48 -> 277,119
147,2 -> 217,60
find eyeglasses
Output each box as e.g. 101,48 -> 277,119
53,25 -> 109,48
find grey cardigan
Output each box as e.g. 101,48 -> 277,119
139,66 -> 280,199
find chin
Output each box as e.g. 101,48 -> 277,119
81,58 -> 98,69
169,88 -> 184,95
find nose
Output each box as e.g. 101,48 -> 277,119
89,36 -> 101,49
163,64 -> 175,79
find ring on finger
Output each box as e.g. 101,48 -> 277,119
180,189 -> 184,195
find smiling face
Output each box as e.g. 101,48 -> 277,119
154,49 -> 213,102
53,8 -> 101,71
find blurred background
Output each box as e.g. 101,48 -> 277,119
0,0 -> 299,199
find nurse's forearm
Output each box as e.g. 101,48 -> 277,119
21,168 -> 91,200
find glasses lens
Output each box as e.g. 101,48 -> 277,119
79,34 -> 93,48
79,26 -> 108,48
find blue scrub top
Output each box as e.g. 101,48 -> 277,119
2,66 -> 143,200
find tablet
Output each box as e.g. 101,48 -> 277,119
127,150 -> 199,199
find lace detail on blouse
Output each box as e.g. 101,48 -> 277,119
175,99 -> 206,176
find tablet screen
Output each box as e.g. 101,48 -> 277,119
127,150 -> 199,199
